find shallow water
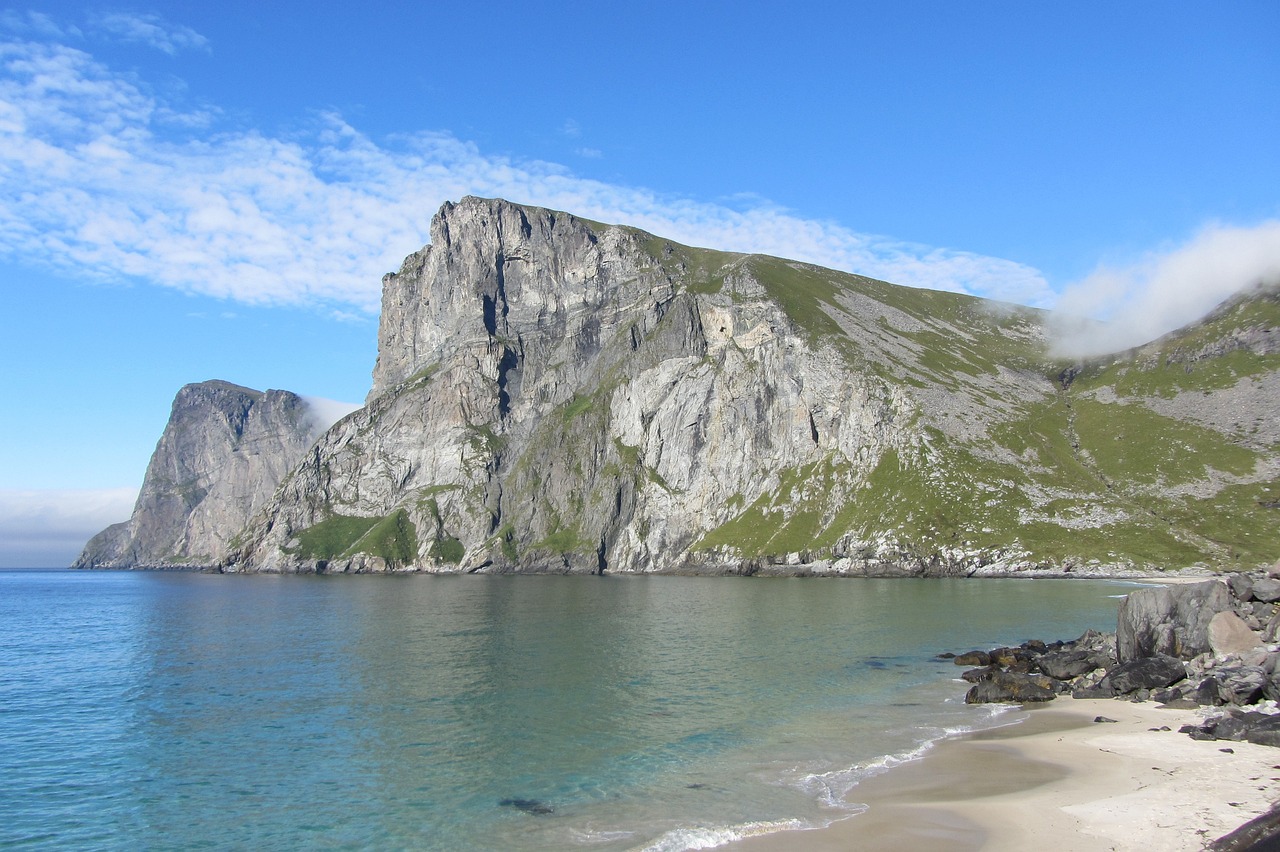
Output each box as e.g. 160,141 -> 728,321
0,571 -> 1128,850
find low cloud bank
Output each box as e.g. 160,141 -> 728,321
1050,221 -> 1280,358
0,487 -> 137,567
302,396 -> 362,433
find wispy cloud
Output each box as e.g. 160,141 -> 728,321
1050,221 -> 1280,357
0,487 -> 137,567
0,36 -> 1056,316
90,12 -> 210,55
0,9 -> 79,39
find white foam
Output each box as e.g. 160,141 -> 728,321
634,818 -> 812,852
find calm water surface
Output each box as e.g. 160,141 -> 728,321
0,571 -> 1130,850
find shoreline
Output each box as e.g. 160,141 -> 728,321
725,699 -> 1280,851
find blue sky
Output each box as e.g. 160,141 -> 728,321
1,2 -> 1277,566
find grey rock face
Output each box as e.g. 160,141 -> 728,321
1116,581 -> 1233,662
75,381 -> 326,568
233,197 -> 930,574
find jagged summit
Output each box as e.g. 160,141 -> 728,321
77,198 -> 1280,575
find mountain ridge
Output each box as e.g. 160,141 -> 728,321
76,197 -> 1280,575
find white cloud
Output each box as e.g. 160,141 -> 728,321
0,10 -> 78,39
1050,221 -> 1280,357
0,37 -> 1057,317
90,12 -> 210,55
301,396 -> 362,432
0,487 -> 137,567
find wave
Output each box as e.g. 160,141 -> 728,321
624,700 -> 1026,852
631,818 -> 813,852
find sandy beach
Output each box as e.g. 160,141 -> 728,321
727,698 -> 1280,851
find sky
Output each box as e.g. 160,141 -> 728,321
1,2 -> 1277,566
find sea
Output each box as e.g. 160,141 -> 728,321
0,569 -> 1136,850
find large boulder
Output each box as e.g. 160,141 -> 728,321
1037,649 -> 1107,680
965,671 -> 1059,704
1117,581 -> 1232,662
1215,667 -> 1270,705
1252,578 -> 1280,603
1208,611 -> 1266,658
1227,571 -> 1256,602
1102,654 -> 1187,695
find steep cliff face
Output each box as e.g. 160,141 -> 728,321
75,381 -> 326,568
228,198 -> 1057,574
80,198 -> 1280,575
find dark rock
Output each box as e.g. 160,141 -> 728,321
953,651 -> 991,666
1185,711 -> 1280,748
1207,801 -> 1280,851
1221,747 -> 1235,753
990,647 -> 1031,667
1227,572 -> 1256,602
1116,581 -> 1232,662
1024,639 -> 1048,653
960,666 -> 998,683
1069,629 -> 1117,656
1211,714 -> 1256,742
1196,677 -> 1227,706
1160,698 -> 1201,710
1094,716 -> 1118,723
1218,667 -> 1269,705
1038,649 -> 1103,680
1073,685 -> 1115,699
1102,654 -> 1187,694
937,652 -> 956,659
965,671 -> 1058,704
1245,727 -> 1280,748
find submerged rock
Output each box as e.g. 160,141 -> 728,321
498,798 -> 554,816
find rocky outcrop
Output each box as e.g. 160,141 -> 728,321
962,574 -> 1280,751
74,381 -> 327,569
1116,581 -> 1233,661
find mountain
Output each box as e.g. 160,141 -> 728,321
74,381 -> 328,569
76,198 -> 1280,575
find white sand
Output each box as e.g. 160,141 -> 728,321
726,699 -> 1280,851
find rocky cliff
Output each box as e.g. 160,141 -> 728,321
77,198 -> 1280,575
75,381 -> 328,569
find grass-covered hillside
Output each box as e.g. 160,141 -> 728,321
687,255 -> 1280,572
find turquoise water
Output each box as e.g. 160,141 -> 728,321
0,571 -> 1128,850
